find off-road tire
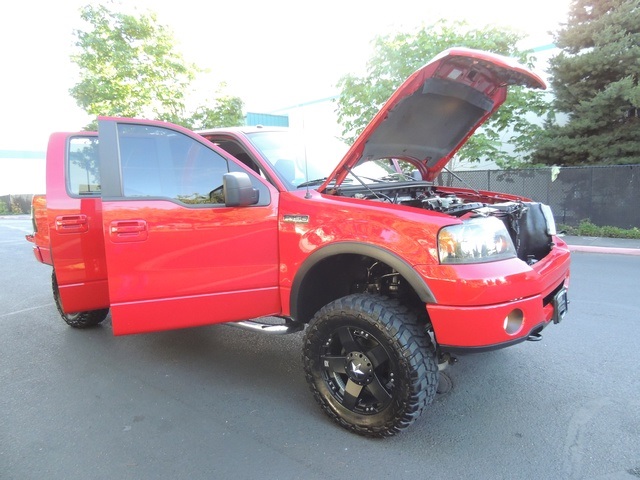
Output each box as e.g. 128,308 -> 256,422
52,271 -> 109,328
302,294 -> 438,437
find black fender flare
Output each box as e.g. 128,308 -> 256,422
289,242 -> 437,321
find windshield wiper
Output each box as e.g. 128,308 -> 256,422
297,177 -> 354,189
296,177 -> 328,188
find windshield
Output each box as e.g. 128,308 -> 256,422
246,130 -> 399,189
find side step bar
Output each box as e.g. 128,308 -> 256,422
228,319 -> 304,335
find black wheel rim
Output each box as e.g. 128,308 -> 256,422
320,326 -> 395,415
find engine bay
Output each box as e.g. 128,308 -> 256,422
335,182 -> 556,264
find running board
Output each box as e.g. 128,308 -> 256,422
228,319 -> 304,335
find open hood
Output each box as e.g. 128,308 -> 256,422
320,47 -> 546,190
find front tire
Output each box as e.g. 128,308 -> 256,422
302,294 -> 438,437
52,271 -> 109,328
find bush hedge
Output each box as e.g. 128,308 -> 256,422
558,220 -> 640,239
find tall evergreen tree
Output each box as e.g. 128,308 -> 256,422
533,0 -> 640,165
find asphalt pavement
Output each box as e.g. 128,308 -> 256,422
3,215 -> 640,479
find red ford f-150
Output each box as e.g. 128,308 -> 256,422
27,48 -> 570,436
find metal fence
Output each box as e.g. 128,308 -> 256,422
438,165 -> 640,229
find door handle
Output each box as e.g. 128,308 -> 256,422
55,214 -> 88,233
109,220 -> 148,242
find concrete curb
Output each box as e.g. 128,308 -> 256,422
568,245 -> 640,256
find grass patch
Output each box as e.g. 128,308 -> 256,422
559,220 -> 640,239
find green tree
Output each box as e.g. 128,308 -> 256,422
533,0 -> 640,166
70,3 -> 243,130
184,84 -> 245,130
335,20 -> 552,168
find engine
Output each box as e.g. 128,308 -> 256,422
350,185 -> 556,264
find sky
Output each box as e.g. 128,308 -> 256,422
0,0 -> 571,153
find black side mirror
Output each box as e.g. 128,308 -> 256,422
223,172 -> 259,207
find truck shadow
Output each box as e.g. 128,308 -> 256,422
60,313 -> 556,440
62,315 -> 312,409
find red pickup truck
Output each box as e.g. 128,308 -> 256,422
27,48 -> 570,437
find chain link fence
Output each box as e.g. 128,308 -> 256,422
438,165 -> 640,229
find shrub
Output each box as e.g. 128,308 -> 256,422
558,220 -> 640,239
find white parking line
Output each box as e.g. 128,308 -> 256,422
569,245 -> 640,256
0,304 -> 52,318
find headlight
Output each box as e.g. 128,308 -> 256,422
438,217 -> 516,264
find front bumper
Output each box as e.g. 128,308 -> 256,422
418,237 -> 570,351
428,282 -> 568,352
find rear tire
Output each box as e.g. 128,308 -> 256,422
302,294 -> 438,437
52,271 -> 109,328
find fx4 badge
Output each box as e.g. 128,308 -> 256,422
283,214 -> 309,224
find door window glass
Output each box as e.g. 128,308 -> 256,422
203,136 -> 272,204
68,136 -> 101,195
118,124 -> 229,205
